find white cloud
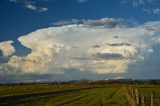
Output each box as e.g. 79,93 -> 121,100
122,0 -> 154,6
25,4 -> 37,11
52,19 -> 81,26
53,18 -> 129,28
123,0 -> 160,16
1,18 -> 160,74
83,18 -> 124,28
153,8 -> 160,15
25,4 -> 48,12
142,8 -> 152,14
39,7 -> 48,12
10,0 -> 48,12
8,31 -> 65,73
113,76 -> 126,79
142,8 -> 160,15
0,41 -> 15,57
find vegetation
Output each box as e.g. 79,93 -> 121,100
137,86 -> 160,105
0,80 -> 160,106
9,87 -> 129,106
0,83 -> 104,97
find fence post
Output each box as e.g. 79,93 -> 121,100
0,85 -> 2,92
131,88 -> 134,97
135,89 -> 140,105
141,93 -> 145,106
133,88 -> 136,104
151,91 -> 155,106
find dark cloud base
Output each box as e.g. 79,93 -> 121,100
93,53 -> 124,60
1,67 -> 160,83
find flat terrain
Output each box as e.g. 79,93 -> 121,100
0,83 -> 160,106
0,87 -> 129,106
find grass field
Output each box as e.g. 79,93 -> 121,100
0,83 -> 101,97
1,83 -> 160,106
10,87 -> 129,106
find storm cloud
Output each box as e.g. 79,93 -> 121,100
0,18 -> 160,76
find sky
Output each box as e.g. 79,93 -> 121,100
1,0 -> 160,83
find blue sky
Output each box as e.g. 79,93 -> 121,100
0,0 -> 160,83
1,0 -> 160,41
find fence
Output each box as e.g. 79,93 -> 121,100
127,87 -> 156,106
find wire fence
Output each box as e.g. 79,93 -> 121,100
127,87 -> 157,106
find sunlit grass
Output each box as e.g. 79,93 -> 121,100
13,87 -> 129,106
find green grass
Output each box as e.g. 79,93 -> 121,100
0,84 -> 96,97
11,87 -> 129,106
2,84 -> 160,106
138,86 -> 160,105
0,86 -> 71,97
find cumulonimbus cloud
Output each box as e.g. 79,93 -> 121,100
1,18 -> 160,74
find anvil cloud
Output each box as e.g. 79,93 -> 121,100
1,18 -> 160,75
